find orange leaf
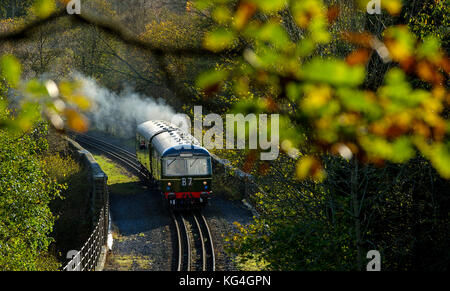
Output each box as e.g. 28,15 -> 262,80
341,32 -> 373,47
243,150 -> 257,173
416,61 -> 443,85
437,57 -> 450,74
65,109 -> 88,132
258,162 -> 270,175
327,5 -> 340,24
234,1 -> 257,30
399,56 -> 415,73
346,48 -> 371,66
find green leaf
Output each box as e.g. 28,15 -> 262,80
296,38 -> 315,58
416,140 -> 450,179
286,82 -> 302,102
232,98 -> 268,115
0,55 -> 22,88
391,137 -> 415,163
361,136 -> 414,163
203,28 -> 236,52
253,0 -> 287,13
417,36 -> 441,60
196,69 -> 228,90
17,102 -> 41,131
337,88 -> 382,120
194,0 -> 215,10
301,58 -> 365,87
257,22 -> 291,49
25,79 -> 49,97
279,115 -> 306,149
379,68 -> 428,109
212,6 -> 232,24
429,144 -> 450,179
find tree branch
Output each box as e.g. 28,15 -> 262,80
0,8 -> 244,58
0,8 -> 245,106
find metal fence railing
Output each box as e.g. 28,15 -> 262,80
61,137 -> 110,271
61,204 -> 109,271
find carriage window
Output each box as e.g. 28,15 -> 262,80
186,158 -> 211,176
164,158 -> 186,176
140,140 -> 146,150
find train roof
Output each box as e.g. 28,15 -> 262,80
136,120 -> 210,157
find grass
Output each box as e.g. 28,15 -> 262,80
92,154 -> 141,195
108,254 -> 152,271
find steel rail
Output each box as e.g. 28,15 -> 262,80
192,213 -> 207,271
73,132 -> 137,160
180,214 -> 192,271
72,136 -> 146,180
169,211 -> 183,272
196,211 -> 216,271
74,135 -> 139,166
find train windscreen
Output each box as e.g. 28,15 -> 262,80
163,157 -> 211,176
186,157 -> 211,175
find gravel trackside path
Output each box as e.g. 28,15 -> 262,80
202,196 -> 255,271
104,187 -> 173,271
84,147 -> 173,271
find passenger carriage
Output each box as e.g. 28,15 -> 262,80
136,120 -> 212,209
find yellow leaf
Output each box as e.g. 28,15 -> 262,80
65,109 -> 88,132
296,156 -> 326,181
67,95 -> 91,110
382,0 -> 402,15
32,0 -> 56,18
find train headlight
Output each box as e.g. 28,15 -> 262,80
203,181 -> 207,185
168,182 -> 171,186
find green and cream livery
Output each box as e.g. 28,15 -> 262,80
136,120 -> 212,209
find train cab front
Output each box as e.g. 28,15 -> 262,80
161,153 -> 213,210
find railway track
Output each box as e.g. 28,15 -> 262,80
69,132 -> 147,179
171,211 -> 215,271
68,131 -> 215,271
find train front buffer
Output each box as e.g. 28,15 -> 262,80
161,177 -> 212,209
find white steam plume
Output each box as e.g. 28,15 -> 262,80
75,74 -> 179,137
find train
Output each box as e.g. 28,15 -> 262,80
136,120 -> 212,209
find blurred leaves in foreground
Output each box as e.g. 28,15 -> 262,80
0,54 -> 90,133
0,0 -> 449,180
194,0 -> 450,179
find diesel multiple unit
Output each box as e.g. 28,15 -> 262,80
136,120 -> 212,208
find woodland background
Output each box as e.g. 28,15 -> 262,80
0,0 -> 449,270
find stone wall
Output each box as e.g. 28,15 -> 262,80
211,154 -> 262,216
